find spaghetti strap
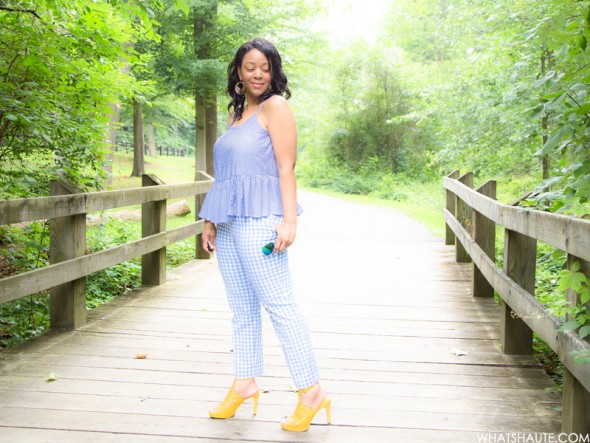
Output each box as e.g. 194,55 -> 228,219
227,98 -> 269,129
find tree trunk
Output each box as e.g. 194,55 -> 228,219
147,123 -> 156,158
205,95 -> 217,176
105,103 -> 120,185
541,114 -> 550,180
106,48 -> 132,184
541,48 -> 553,181
193,1 -> 217,178
131,98 -> 145,177
193,2 -> 217,259
195,91 -> 206,178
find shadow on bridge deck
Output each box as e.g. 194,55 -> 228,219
0,190 -> 560,442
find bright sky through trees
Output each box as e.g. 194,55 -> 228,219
315,0 -> 392,44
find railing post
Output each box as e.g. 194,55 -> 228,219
501,229 -> 536,354
195,171 -> 211,259
50,180 -> 86,330
562,255 -> 590,434
455,172 -> 473,263
142,174 -> 166,285
472,180 -> 496,297
445,170 -> 460,245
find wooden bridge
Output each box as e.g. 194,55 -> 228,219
0,173 -> 589,442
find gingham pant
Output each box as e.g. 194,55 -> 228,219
216,215 -> 320,389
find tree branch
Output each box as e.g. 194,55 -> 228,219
0,6 -> 44,22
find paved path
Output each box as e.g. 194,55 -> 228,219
0,190 -> 560,442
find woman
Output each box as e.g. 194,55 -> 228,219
198,38 -> 330,432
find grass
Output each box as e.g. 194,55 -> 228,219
110,152 -> 197,190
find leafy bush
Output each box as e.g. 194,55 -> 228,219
86,260 -> 141,309
331,169 -> 378,195
370,172 -> 408,201
299,154 -> 409,200
0,222 -> 51,347
167,239 -> 196,267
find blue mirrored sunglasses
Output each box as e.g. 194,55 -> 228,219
262,242 -> 274,255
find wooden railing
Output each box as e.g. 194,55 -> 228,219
115,142 -> 192,157
443,170 -> 590,434
0,172 -> 213,330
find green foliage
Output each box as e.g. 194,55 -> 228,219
86,260 -> 142,310
0,0 -> 164,197
167,239 -> 196,266
556,260 -> 590,339
85,218 -> 141,309
0,221 -> 51,347
318,41 -> 432,178
509,1 -> 590,216
534,247 -> 569,318
298,155 -> 410,201
385,0 -> 472,63
0,293 -> 49,348
0,222 -> 49,271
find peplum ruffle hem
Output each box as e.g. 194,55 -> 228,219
198,174 -> 303,224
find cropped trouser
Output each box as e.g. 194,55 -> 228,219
215,215 -> 320,390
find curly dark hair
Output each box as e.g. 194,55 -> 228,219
227,38 -> 291,122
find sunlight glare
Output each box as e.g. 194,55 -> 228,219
315,0 -> 392,45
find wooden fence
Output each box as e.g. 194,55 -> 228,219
116,142 -> 191,157
0,172 -> 213,330
443,170 -> 590,434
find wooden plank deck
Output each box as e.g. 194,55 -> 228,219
0,190 -> 561,442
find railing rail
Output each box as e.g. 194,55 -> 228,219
0,180 -> 212,225
0,173 -> 213,329
443,170 -> 590,434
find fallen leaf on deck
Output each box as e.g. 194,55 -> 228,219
46,372 -> 58,382
135,353 -> 147,359
449,348 -> 466,356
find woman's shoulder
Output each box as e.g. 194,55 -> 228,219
261,95 -> 293,120
263,94 -> 290,110
259,95 -> 293,130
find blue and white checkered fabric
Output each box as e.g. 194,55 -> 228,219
216,214 -> 320,389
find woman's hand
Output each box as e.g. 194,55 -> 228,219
202,221 -> 217,253
274,221 -> 296,253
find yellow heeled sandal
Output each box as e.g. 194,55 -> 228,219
209,385 -> 259,419
281,386 -> 331,432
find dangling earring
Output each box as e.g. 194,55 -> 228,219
235,81 -> 245,96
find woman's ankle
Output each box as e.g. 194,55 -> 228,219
233,378 -> 257,398
300,383 -> 325,409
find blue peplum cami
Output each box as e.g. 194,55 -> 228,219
198,110 -> 303,224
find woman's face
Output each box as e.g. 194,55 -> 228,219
238,49 -> 271,100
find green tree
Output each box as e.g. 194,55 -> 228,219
0,0 -> 165,197
326,44 -> 420,174
524,0 -> 590,215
